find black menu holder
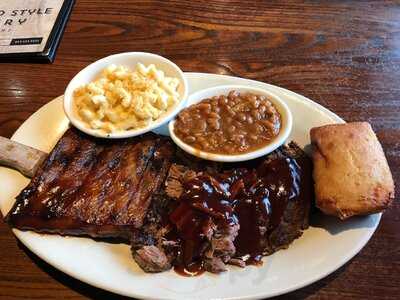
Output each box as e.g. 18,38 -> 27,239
0,0 -> 75,63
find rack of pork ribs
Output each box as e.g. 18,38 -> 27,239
6,128 -> 313,275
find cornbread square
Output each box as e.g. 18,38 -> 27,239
310,122 -> 394,220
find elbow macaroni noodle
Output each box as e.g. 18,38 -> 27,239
73,63 -> 180,133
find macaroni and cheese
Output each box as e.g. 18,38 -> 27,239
73,63 -> 180,133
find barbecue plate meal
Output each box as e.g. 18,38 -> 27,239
0,58 -> 395,299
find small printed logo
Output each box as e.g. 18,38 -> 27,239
10,37 -> 42,46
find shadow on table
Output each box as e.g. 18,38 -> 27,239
309,210 -> 379,235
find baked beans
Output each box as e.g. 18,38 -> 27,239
174,91 -> 281,155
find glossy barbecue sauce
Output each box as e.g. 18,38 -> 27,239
169,157 -> 301,275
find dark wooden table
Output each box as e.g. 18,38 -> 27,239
0,1 -> 399,299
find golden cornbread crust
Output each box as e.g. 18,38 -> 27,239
310,122 -> 395,220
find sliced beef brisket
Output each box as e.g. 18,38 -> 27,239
160,142 -> 313,273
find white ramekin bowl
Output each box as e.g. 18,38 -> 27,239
169,85 -> 293,162
64,52 -> 188,138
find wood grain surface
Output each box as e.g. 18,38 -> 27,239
0,0 -> 399,299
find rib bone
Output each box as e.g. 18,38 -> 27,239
0,136 -> 47,178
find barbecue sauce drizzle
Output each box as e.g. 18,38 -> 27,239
169,157 -> 302,275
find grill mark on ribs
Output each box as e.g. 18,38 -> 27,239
118,139 -> 174,226
68,142 -> 128,224
112,138 -> 157,226
41,138 -> 102,218
6,129 -> 83,224
6,129 -> 175,238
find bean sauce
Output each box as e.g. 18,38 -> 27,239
174,91 -> 281,154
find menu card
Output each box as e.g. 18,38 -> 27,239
0,0 -> 74,62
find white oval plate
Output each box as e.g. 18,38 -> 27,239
0,73 -> 381,300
